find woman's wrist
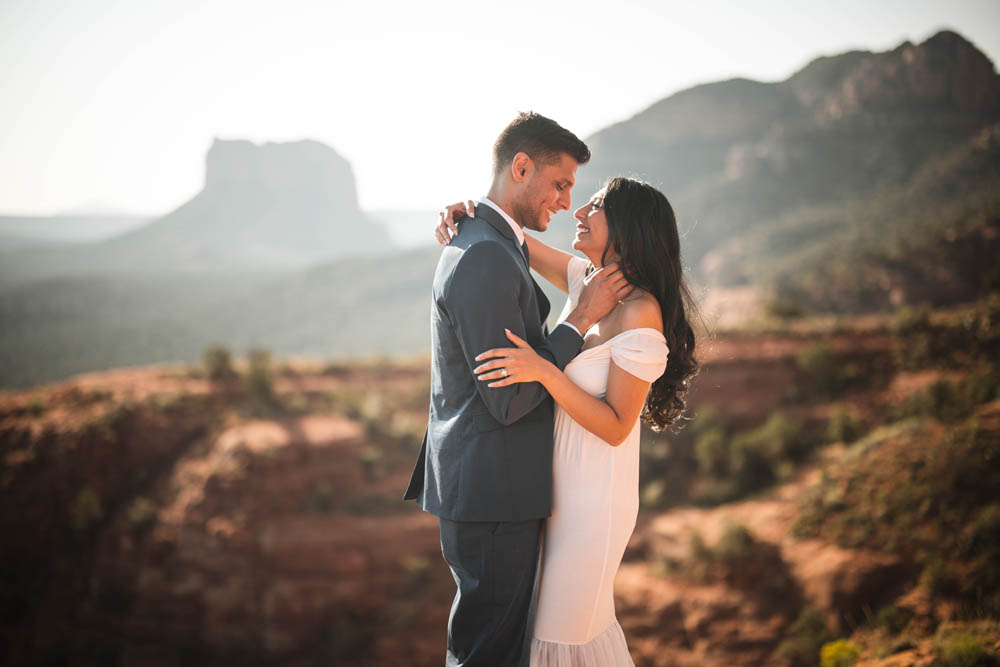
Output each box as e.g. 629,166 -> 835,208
538,359 -> 560,387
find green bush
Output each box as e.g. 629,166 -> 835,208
71,486 -> 103,532
777,607 -> 834,667
765,298 -> 806,320
735,412 -> 814,463
962,504 -> 1000,559
935,631 -> 999,667
875,604 -> 913,634
694,427 -> 729,476
127,497 -> 157,531
820,639 -> 861,667
827,407 -> 863,443
921,558 -> 960,599
797,343 -> 860,396
714,522 -> 755,563
247,348 -> 274,404
202,344 -> 235,382
966,363 -> 1000,406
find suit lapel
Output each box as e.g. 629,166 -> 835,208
475,204 -> 530,272
533,278 -> 550,323
475,205 -> 551,325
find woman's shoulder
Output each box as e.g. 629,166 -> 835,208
617,291 -> 663,335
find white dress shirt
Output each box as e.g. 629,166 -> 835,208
477,196 -> 582,338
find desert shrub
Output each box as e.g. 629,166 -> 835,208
685,531 -> 712,582
777,606 -> 834,667
729,432 -> 777,493
82,403 -> 135,443
961,504 -> 1000,559
892,297 -> 1000,371
280,391 -> 310,414
360,446 -> 383,482
691,412 -> 819,503
826,407 -> 863,443
694,427 -> 729,476
127,497 -> 157,532
891,305 -> 935,369
714,522 -> 755,564
301,481 -> 335,514
202,344 -> 235,382
246,348 -> 274,404
966,363 -> 1000,406
934,630 -> 999,667
765,298 -> 806,320
729,412 -> 815,491
894,379 -> 978,423
71,486 -> 103,532
820,639 -> 861,667
875,604 -> 913,634
796,343 -> 870,396
798,343 -> 842,395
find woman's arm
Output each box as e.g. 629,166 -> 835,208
437,202 -> 575,294
522,233 -> 573,294
474,330 -> 652,446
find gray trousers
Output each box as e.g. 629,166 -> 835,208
439,517 -> 543,667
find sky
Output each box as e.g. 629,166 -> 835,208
1,0 -> 998,216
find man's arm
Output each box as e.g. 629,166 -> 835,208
443,241 -> 582,426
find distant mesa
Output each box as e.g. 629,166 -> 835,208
101,137 -> 393,271
205,138 -> 360,207
1,138 -> 392,281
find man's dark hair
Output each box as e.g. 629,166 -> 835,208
492,111 -> 590,176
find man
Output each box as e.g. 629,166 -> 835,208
404,112 -> 629,666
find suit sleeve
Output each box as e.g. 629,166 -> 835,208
442,241 -> 583,426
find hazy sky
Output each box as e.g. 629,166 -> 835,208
1,0 -> 998,216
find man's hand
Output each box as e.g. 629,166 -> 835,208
564,264 -> 632,334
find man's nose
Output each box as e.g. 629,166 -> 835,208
559,190 -> 572,210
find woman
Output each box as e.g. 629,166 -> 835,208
436,177 -> 699,666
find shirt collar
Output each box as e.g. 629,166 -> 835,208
478,196 -> 525,246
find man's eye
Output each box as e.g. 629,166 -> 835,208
556,184 -> 564,191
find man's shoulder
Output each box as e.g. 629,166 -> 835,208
445,218 -> 518,265
453,216 -> 506,244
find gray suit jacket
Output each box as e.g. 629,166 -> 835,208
403,205 -> 583,521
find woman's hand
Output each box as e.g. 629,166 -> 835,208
474,329 -> 555,388
435,200 -> 476,245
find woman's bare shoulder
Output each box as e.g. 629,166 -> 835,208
618,291 -> 663,334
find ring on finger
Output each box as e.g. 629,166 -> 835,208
501,368 -> 508,377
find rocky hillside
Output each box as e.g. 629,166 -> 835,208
2,296 -> 997,666
560,30 -> 1000,311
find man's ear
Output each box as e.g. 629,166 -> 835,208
511,152 -> 532,183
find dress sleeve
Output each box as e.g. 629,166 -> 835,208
610,329 -> 669,383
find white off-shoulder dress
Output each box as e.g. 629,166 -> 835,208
530,256 -> 669,667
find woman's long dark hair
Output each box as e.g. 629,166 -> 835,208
599,177 -> 699,431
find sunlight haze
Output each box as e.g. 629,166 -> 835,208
1,0 -> 998,215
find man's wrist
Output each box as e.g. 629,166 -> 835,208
558,321 -> 582,337
563,311 -> 592,336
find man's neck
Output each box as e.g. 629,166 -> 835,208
485,187 -> 522,229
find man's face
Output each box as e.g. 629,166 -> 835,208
512,153 -> 578,232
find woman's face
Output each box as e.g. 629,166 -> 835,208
573,189 -> 615,264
